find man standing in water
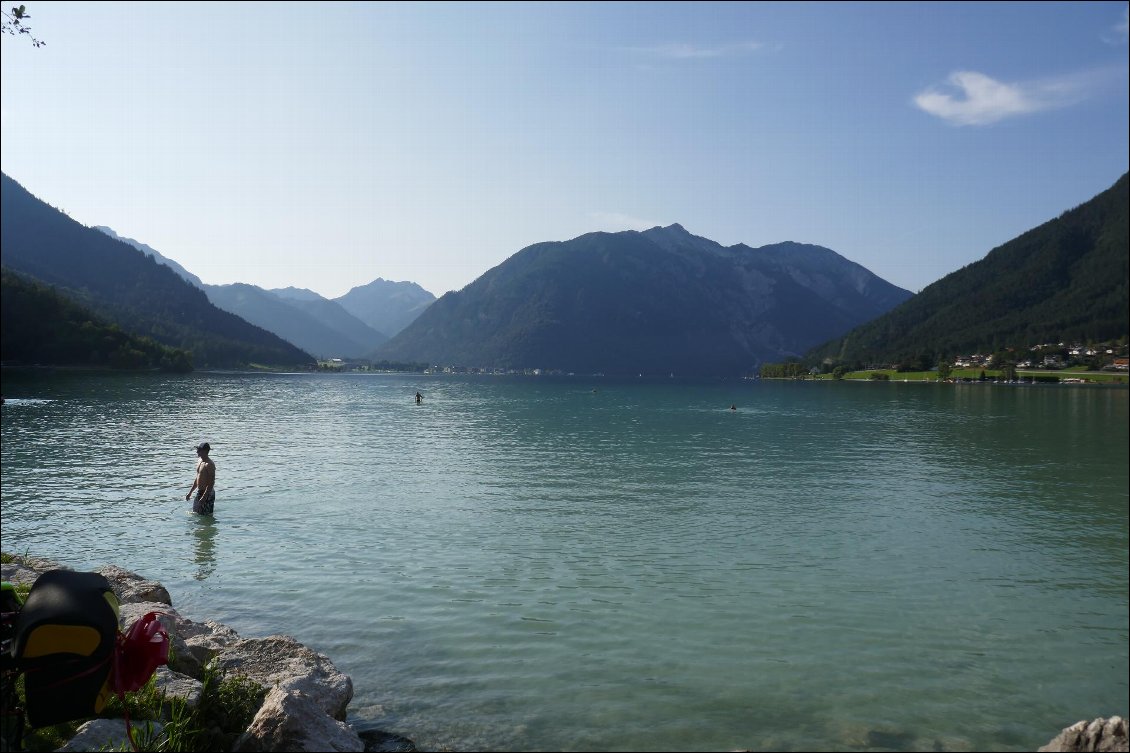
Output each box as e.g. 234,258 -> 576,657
186,442 -> 216,515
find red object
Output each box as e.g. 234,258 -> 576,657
112,612 -> 170,694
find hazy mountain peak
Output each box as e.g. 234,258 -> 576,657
270,286 -> 326,302
335,277 -> 437,339
341,277 -> 432,297
93,225 -> 204,289
642,222 -> 690,239
640,223 -> 725,255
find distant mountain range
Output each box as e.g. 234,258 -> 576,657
200,283 -> 386,360
375,223 -> 914,375
92,227 -> 435,359
808,171 -> 1129,368
9,166 -> 1122,377
1,173 -> 313,369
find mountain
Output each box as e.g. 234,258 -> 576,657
807,172 -> 1129,368
87,232 -> 388,358
270,286 -> 325,302
277,295 -> 388,353
2,269 -> 192,371
93,225 -> 204,289
374,224 -> 913,376
204,283 -> 387,358
335,278 -> 436,339
0,173 -> 314,369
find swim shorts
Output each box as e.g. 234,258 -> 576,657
193,489 -> 215,516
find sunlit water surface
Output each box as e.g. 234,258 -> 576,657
2,372 -> 1126,751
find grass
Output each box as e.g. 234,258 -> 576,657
16,665 -> 266,752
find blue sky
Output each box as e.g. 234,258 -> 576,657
2,2 -> 1127,298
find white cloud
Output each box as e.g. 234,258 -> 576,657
1112,6 -> 1129,43
589,212 -> 662,232
913,69 -> 1105,126
628,41 -> 766,59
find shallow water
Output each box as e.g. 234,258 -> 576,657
2,372 -> 1127,751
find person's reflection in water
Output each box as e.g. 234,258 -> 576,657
192,515 -> 218,581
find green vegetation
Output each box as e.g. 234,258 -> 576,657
807,172 -> 1129,371
1,4 -> 46,47
806,367 -> 1126,384
13,660 -> 266,752
1,269 -> 193,371
758,362 -> 811,379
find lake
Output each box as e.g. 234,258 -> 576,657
1,372 -> 1126,751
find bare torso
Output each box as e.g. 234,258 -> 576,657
194,457 -> 216,497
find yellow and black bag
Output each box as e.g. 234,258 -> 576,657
11,570 -> 120,727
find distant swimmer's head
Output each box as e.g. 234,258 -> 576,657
194,441 -> 211,454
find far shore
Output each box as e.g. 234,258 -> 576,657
791,367 -> 1128,385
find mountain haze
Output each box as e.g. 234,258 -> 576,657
271,287 -> 326,302
375,224 -> 913,375
202,283 -> 386,359
1,173 -> 314,369
336,278 -> 436,339
90,234 -> 393,358
808,172 -> 1129,367
93,226 -> 204,289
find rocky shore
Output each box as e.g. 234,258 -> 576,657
1,555 -> 415,752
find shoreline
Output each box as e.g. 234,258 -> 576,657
0,553 -> 415,753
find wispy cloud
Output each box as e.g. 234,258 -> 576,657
913,69 -> 1112,126
589,212 -> 662,232
1108,5 -> 1129,44
627,41 -> 768,60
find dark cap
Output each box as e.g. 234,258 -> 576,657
195,442 -> 211,452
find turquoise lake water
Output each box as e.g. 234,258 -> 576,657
1,372 -> 1127,751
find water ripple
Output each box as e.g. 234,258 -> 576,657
1,373 -> 1126,752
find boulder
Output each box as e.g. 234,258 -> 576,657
214,635 -> 354,720
1,555 -> 64,585
179,617 -> 243,674
0,562 -> 41,587
56,718 -> 165,752
154,666 -> 204,710
115,601 -> 240,677
232,686 -> 363,752
96,564 -> 173,605
1039,716 -> 1129,752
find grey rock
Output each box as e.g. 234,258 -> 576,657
96,564 -> 173,605
214,635 -> 354,720
1,555 -> 65,586
117,600 -> 180,630
179,617 -> 243,675
154,666 -> 204,710
1039,716 -> 1129,752
115,602 -> 240,678
232,686 -> 363,752
0,562 -> 42,586
56,718 -> 165,752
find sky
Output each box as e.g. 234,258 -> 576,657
2,2 -> 1127,299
